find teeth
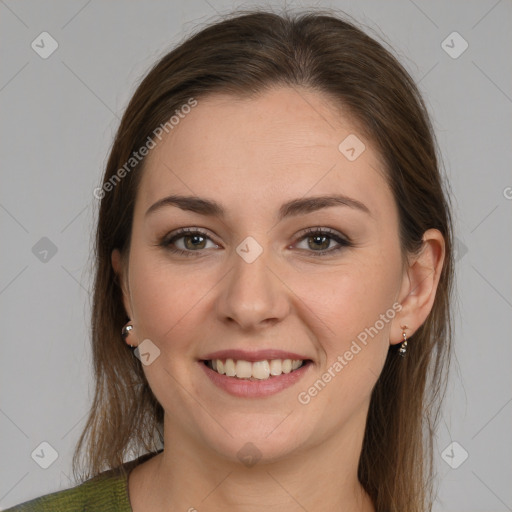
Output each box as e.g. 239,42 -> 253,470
235,360 -> 252,378
291,359 -> 302,370
207,358 -> 305,380
252,360 -> 270,380
224,358 -> 236,377
269,359 -> 282,376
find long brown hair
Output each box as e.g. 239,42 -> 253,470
73,9 -> 454,512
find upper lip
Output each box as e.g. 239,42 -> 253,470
201,349 -> 311,362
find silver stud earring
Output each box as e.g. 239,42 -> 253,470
121,322 -> 135,347
398,325 -> 408,357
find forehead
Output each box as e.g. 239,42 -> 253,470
136,86 -> 393,221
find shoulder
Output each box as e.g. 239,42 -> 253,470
4,472 -> 131,512
3,469 -> 130,512
3,451 -> 161,512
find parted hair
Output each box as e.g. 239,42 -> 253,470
73,8 -> 454,512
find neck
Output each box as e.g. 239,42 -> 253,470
133,411 -> 375,512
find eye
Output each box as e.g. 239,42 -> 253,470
161,228 -> 219,256
160,226 -> 352,258
294,227 -> 352,256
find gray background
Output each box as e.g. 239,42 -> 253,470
1,0 -> 511,510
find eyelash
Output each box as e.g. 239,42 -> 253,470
160,227 -> 353,258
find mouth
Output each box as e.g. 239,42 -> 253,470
199,349 -> 313,397
202,358 -> 310,381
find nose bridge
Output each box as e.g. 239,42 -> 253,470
216,236 -> 289,329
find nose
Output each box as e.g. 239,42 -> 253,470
215,242 -> 291,331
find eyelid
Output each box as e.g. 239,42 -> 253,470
160,226 -> 352,256
298,226 -> 351,241
159,227 -> 220,256
163,227 -> 219,242
298,226 -> 354,246
293,227 -> 352,255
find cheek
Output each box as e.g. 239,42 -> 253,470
127,248 -> 215,351
295,260 -> 400,346
290,264 -> 399,424
285,251 -> 402,410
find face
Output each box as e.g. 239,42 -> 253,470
114,86 -> 407,464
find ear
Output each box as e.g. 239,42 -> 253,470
111,248 -> 133,319
390,228 -> 445,344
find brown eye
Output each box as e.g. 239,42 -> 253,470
161,228 -> 219,256
183,234 -> 208,250
307,234 -> 331,251
295,228 -> 352,256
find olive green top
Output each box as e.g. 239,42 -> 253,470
4,451 -> 159,512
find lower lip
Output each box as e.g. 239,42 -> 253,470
199,361 -> 312,398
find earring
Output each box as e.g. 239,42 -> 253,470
398,325 -> 408,357
122,322 -> 135,347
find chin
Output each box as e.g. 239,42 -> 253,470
191,409 -> 318,467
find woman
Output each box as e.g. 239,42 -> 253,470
7,8 -> 453,512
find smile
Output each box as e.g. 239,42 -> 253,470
199,355 -> 313,398
204,358 -> 305,380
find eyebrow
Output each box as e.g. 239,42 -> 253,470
145,193 -> 371,220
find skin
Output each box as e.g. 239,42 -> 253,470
112,86 -> 445,512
